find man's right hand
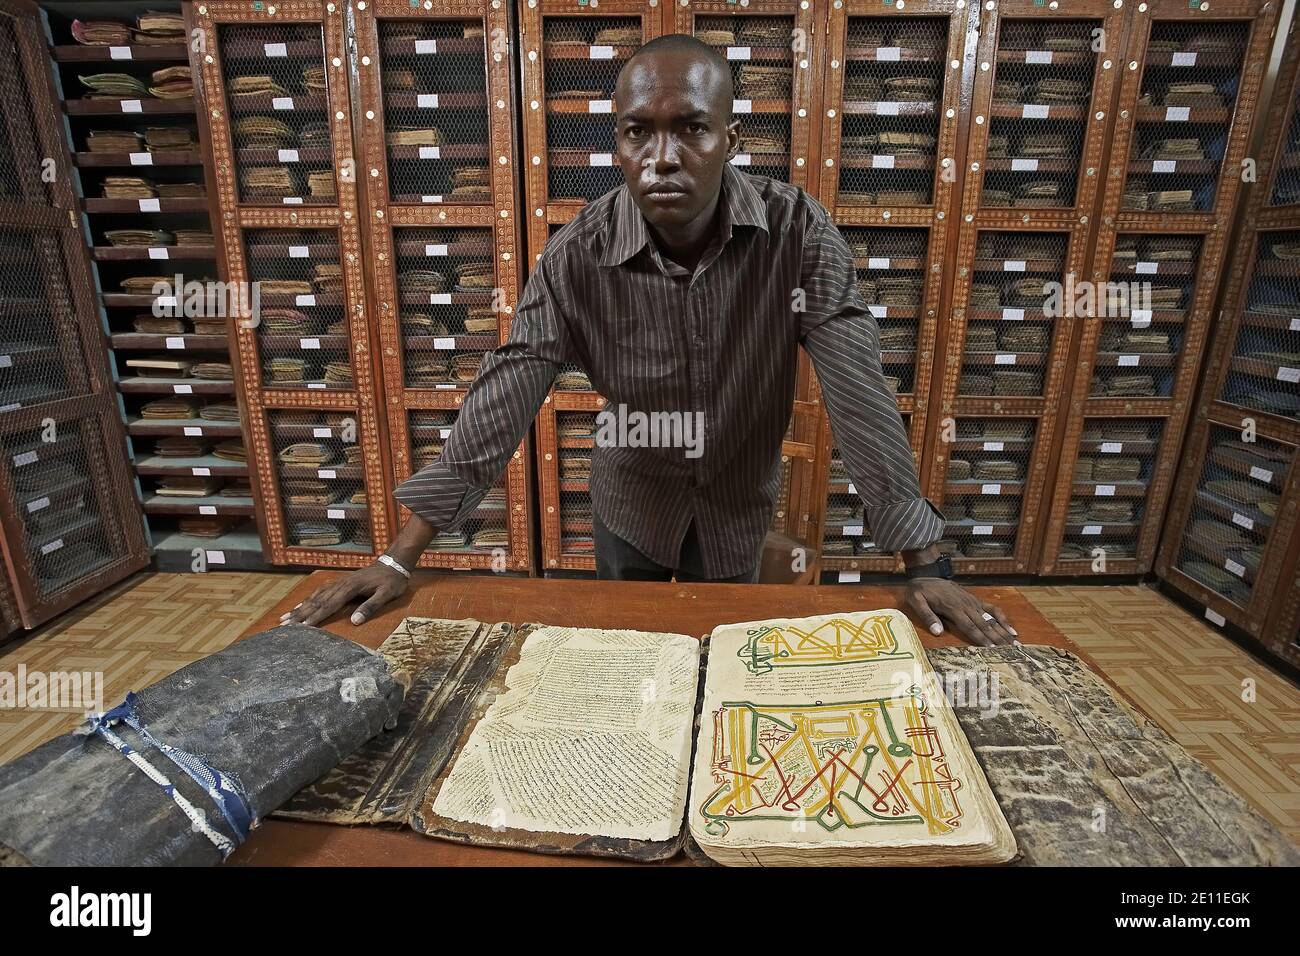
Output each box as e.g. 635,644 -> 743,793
280,562 -> 409,627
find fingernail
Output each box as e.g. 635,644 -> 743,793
929,622 -> 942,635
1009,626 -> 1019,636
350,612 -> 364,625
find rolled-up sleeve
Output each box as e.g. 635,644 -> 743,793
797,208 -> 945,553
393,252 -> 572,530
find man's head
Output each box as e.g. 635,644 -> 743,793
614,34 -> 740,232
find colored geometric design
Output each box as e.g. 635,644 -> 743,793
736,615 -> 913,674
699,688 -> 964,837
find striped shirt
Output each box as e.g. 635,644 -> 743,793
394,164 -> 945,577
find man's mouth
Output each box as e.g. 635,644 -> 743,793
645,183 -> 688,199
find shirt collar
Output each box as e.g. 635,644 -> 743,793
599,164 -> 769,268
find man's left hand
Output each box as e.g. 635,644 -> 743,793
904,578 -> 1017,647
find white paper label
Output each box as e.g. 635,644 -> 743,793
41,539 -> 64,556
13,450 -> 37,467
876,46 -> 901,61
841,524 -> 864,537
26,496 -> 49,513
1004,259 -> 1027,272
867,305 -> 887,318
847,483 -> 857,495
733,99 -> 753,114
1152,159 -> 1176,173
282,196 -> 302,205
423,336 -> 453,351
148,247 -> 169,260
1011,158 -> 1039,172
1225,559 -> 1246,578
109,46 -> 132,60
421,195 -> 444,204
726,46 -> 751,61
1026,50 -> 1053,64
307,382 -> 326,389
130,152 -> 153,166
265,42 -> 287,57
318,469 -> 336,479
587,99 -> 612,113
415,39 -> 437,54
155,295 -> 176,307
205,550 -> 226,565
972,525 -> 994,535
588,45 -> 614,59
138,198 -> 160,212
1290,318 -> 1300,332
729,154 -> 752,166
435,383 -> 457,390
1231,512 -> 1254,531
871,154 -> 896,169
313,427 -> 332,438
121,99 -> 142,113
1095,485 -> 1116,496
0,356 -> 9,368
326,508 -> 346,520
588,153 -> 613,167
994,353 -> 1017,365
838,571 -> 862,583
273,97 -> 293,110
199,505 -> 217,516
278,148 -> 300,163
1205,608 -> 1226,626
296,295 -> 316,307
983,441 -> 1004,451
868,257 -> 890,269
417,93 -> 440,109
1130,308 -> 1152,325
165,336 -> 185,350
300,337 -> 320,350
1277,366 -> 1300,383
1132,263 -> 1160,277
173,384 -> 192,394
184,427 -> 203,437
418,146 -> 441,159
1118,354 -> 1141,367
429,293 -> 452,305
1100,442 -> 1123,453
1022,104 -> 1049,119
1001,308 -> 1025,321
876,101 -> 901,116
439,427 -> 452,439
424,243 -> 448,257
288,245 -> 309,258
192,467 -> 210,476
1165,106 -> 1190,122
1249,466 -> 1273,484
980,483 -> 1002,495
1172,51 -> 1198,67
1082,525 -> 1103,536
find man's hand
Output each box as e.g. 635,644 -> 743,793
280,562 -> 409,627
904,578 -> 1017,647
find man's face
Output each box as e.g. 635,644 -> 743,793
614,51 -> 739,231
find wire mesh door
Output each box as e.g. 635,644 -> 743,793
0,2 -> 148,629
672,1 -> 816,189
537,401 -> 596,572
356,1 -> 530,573
817,3 -> 969,220
966,1 -> 1121,220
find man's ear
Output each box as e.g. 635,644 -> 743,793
725,118 -> 742,159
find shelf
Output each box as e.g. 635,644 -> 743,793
110,333 -> 230,351
84,197 -> 209,214
52,44 -> 189,63
75,150 -> 203,167
127,417 -> 244,438
117,377 -> 236,395
93,245 -> 216,261
65,97 -> 196,116
135,454 -> 248,477
151,528 -> 268,572
143,494 -> 256,516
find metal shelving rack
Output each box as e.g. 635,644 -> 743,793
1156,5 -> 1299,666
915,0 -> 1126,575
811,0 -> 972,581
353,0 -> 532,573
0,0 -> 149,633
1039,0 -> 1279,577
192,0 -> 392,567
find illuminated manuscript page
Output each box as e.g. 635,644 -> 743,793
688,609 -> 1015,864
431,626 -> 699,842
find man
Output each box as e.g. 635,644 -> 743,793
284,35 -> 1017,646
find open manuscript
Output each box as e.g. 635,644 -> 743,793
282,610 -> 1016,865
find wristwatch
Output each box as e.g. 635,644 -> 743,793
904,554 -> 954,580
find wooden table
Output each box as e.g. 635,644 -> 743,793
229,572 -> 1087,867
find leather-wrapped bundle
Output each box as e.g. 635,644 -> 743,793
0,625 -> 404,866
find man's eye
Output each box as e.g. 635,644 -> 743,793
624,127 -> 645,139
687,124 -> 707,135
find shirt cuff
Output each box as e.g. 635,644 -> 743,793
393,462 -> 490,531
864,497 -> 946,554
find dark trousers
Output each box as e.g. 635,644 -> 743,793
594,512 -> 759,583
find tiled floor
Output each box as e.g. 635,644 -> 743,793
1,573 -> 1296,845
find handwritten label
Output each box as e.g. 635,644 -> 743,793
994,353 -> 1017,365
1004,260 -> 1026,272
307,382 -> 326,389
1249,466 -> 1273,484
424,244 -> 449,257
587,99 -> 612,113
1171,51 -> 1198,67
278,148 -> 300,163
165,336 -> 185,350
109,46 -> 132,60
871,154 -> 896,169
200,505 -> 217,516
841,524 -> 864,537
121,99 -> 142,113
868,257 -> 890,270
40,539 -> 64,556
1082,525 -> 1103,536
138,198 -> 160,212
729,154 -> 752,166
205,550 -> 226,565
192,467 -> 210,477
588,153 -> 613,166
1135,262 -> 1159,275
1100,442 -> 1123,453
1205,608 -> 1226,626
289,245 -> 309,258
972,525 -> 994,535
1224,559 -> 1246,578
876,46 -> 901,61
415,39 -> 437,54
726,46 -> 751,60
1095,484 -> 1116,496
26,496 -> 50,513
313,427 -> 332,438
1277,366 -> 1300,383
300,337 -> 321,350
838,571 -> 862,583
148,247 -> 169,260
130,152 -> 153,166
1152,159 -> 1176,173
1025,50 -> 1053,64
1001,308 -> 1025,321
1165,106 -> 1190,122
876,101 -> 900,116
272,97 -> 293,110
173,384 -> 192,394
1011,158 -> 1039,172
1231,512 -> 1254,531
418,146 -> 441,159
1022,104 -> 1049,119
733,99 -> 753,114
265,42 -> 287,57
418,93 -> 440,109
588,45 -> 614,59
296,294 -> 316,307
184,427 -> 203,436
429,293 -> 452,305
1118,355 -> 1141,367
980,483 -> 1002,495
983,441 -> 1004,451
318,469 -> 336,479
867,305 -> 887,318
434,337 -> 456,350
282,196 -> 303,205
12,451 -> 37,467
421,195 -> 444,204
327,508 -> 346,520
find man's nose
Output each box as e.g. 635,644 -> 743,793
651,134 -> 681,172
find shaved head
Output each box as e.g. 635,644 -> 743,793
616,34 -> 734,121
